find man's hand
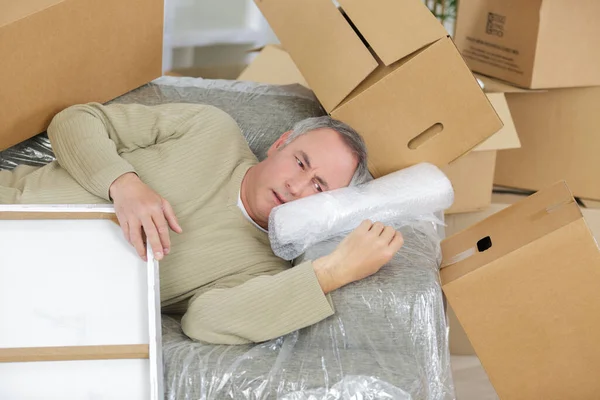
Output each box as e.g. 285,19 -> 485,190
109,173 -> 183,261
313,220 -> 404,294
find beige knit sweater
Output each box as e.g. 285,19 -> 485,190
0,103 -> 334,345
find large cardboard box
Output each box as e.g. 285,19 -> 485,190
493,84 -> 600,201
446,190 -> 600,355
441,182 -> 600,399
454,0 -> 600,89
254,0 -> 503,178
239,46 -> 518,214
0,0 -> 164,151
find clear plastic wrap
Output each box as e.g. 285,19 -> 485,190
162,220 -> 454,400
0,135 -> 55,170
1,76 -> 455,399
269,163 -> 454,260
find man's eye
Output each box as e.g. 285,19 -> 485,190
296,157 -> 304,169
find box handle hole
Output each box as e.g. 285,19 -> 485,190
408,123 -> 444,150
477,236 -> 492,252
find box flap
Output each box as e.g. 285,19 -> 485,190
441,181 -> 583,285
237,45 -> 309,87
0,0 -> 64,28
337,0 -> 446,66
254,0 -> 378,112
473,93 -> 520,151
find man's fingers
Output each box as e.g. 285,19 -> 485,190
152,213 -> 171,256
369,221 -> 385,235
163,200 -> 182,234
142,218 -> 164,261
129,222 -> 147,261
380,226 -> 396,243
356,220 -> 373,234
390,232 -> 405,252
117,214 -> 130,243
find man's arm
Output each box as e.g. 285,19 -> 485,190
47,102 -> 230,259
182,220 -> 404,345
47,102 -> 216,200
182,261 -> 334,345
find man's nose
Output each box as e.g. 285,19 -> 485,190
285,175 -> 311,197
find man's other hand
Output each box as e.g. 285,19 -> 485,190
109,172 -> 183,261
313,220 -> 404,294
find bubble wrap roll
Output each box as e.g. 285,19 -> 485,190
268,163 -> 454,260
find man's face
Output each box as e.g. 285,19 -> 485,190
245,128 -> 358,228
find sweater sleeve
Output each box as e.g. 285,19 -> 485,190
181,261 -> 335,345
46,102 -> 227,200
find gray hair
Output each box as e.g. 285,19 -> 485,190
282,116 -> 371,186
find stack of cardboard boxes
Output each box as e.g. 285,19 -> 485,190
241,1 -> 600,398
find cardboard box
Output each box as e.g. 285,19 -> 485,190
238,45 -> 518,214
441,182 -> 600,399
454,0 -> 600,89
493,84 -> 600,201
442,92 -> 519,214
0,0 -> 164,151
445,190 -> 600,355
254,0 -> 503,178
238,45 -> 309,88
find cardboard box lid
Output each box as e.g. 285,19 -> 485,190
255,0 -> 447,112
441,181 -> 584,284
0,0 -> 63,27
473,93 -> 520,152
254,0 -> 379,112
337,0 -> 446,66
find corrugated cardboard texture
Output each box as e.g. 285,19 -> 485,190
443,151 -> 496,215
495,86 -> 600,200
254,0 -> 378,112
442,183 -> 600,399
455,0 -> 600,89
531,0 -> 600,88
337,0 -> 445,66
331,37 -> 503,177
455,0 -> 540,88
0,0 -> 164,150
238,45 -> 309,87
446,194 -> 600,355
473,93 -> 520,151
0,0 -> 63,27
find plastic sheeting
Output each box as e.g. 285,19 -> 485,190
1,77 -> 455,399
269,163 -> 454,260
162,221 -> 454,400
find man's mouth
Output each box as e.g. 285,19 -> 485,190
272,190 -> 286,205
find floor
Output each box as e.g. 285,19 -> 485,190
451,356 -> 499,400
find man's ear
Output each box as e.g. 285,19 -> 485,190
267,130 -> 292,157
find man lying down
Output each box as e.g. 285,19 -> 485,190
0,103 -> 404,345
